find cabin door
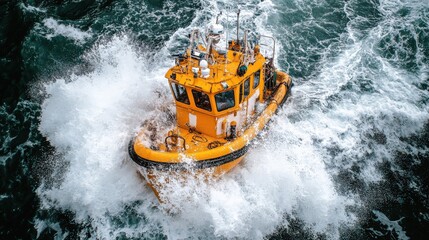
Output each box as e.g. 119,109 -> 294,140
239,78 -> 251,126
240,70 -> 261,127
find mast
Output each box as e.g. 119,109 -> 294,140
216,11 -> 222,24
188,29 -> 197,72
244,29 -> 247,54
236,10 -> 240,42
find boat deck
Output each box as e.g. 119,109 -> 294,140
157,127 -> 228,153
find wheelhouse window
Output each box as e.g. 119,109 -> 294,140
171,82 -> 190,104
239,78 -> 250,104
239,83 -> 243,103
215,90 -> 235,112
192,90 -> 212,111
253,70 -> 260,89
244,78 -> 250,97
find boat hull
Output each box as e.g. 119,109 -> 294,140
129,71 -> 292,199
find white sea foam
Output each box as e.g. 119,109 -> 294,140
42,18 -> 92,43
371,210 -> 409,240
20,3 -> 47,13
35,220 -> 68,239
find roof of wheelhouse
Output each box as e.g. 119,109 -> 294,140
165,20 -> 268,94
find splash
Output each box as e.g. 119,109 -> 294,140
38,36 -> 168,236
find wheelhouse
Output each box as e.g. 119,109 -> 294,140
167,64 -> 266,139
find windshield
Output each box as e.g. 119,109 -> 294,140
192,90 -> 212,111
253,70 -> 260,89
215,90 -> 235,111
171,82 -> 190,104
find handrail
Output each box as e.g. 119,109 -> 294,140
259,35 -> 276,61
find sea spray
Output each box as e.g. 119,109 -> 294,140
38,36 -> 166,236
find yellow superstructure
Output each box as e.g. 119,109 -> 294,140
129,18 -> 292,200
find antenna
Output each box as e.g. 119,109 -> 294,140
244,30 -> 247,55
236,9 -> 240,42
187,29 -> 197,72
224,11 -> 229,75
216,11 -> 222,24
225,11 -> 229,50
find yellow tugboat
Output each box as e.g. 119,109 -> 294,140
129,12 -> 292,199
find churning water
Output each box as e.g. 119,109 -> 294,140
1,0 -> 428,239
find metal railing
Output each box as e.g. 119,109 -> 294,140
259,35 -> 276,61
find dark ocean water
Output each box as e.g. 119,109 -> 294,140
1,0 -> 428,239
